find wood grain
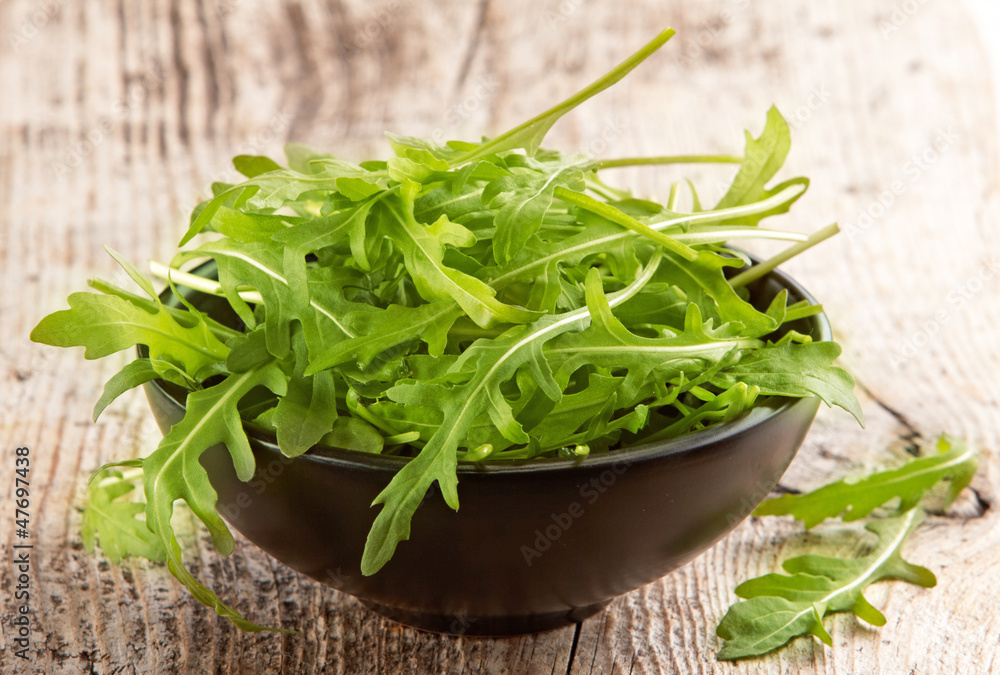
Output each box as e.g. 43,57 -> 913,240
1,0 -> 998,673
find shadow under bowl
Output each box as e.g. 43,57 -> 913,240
141,261 -> 825,636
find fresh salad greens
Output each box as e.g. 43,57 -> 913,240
718,435 -> 978,659
33,27 -> 862,629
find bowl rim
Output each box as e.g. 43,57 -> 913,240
144,259 -> 829,475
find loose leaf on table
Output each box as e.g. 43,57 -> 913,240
754,434 -> 977,527
82,469 -> 166,565
716,508 -> 936,660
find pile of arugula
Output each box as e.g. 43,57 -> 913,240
32,28 -> 865,631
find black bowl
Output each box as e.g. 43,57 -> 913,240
142,262 -> 825,636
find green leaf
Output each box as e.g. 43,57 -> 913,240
361,257 -> 663,575
716,509 -> 936,660
715,106 -> 804,222
710,341 -> 863,423
104,245 -> 159,300
553,187 -> 698,261
209,207 -> 300,243
29,292 -> 229,379
92,358 -> 194,422
306,301 -> 463,372
483,167 -> 584,264
174,237 -> 364,359
480,187 -> 807,298
319,416 -> 385,454
273,331 -> 338,457
379,194 -> 542,328
754,434 -> 977,526
548,274 -> 761,404
233,155 -> 282,178
141,360 -> 289,631
82,469 -> 166,564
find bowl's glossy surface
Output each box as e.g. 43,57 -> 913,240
142,263 -> 826,636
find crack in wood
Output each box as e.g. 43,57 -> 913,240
452,0 -> 490,98
857,381 -> 922,454
565,620 -> 582,675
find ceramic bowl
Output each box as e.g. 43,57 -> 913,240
142,261 -> 825,636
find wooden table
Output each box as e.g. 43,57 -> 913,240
2,1 -> 998,672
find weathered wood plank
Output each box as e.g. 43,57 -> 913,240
1,0 -> 997,673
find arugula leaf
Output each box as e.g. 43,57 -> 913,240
484,167 -> 585,264
32,26 -> 866,632
93,358 -> 194,422
717,509 -> 935,660
82,469 -> 166,564
715,106 -> 804,221
272,330 -> 339,457
754,434 -> 976,526
30,291 -> 229,379
379,194 -> 542,327
139,358 -> 289,631
710,341 -> 863,423
362,257 -> 663,574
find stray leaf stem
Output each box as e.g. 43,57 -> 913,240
452,27 -> 676,164
88,278 -> 242,341
729,224 -> 840,289
554,186 -> 698,260
148,260 -> 265,305
598,154 -> 743,169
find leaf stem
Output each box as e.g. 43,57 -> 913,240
452,27 -> 676,164
88,277 -> 242,340
554,187 -> 698,261
598,154 -> 743,169
729,223 -> 840,289
148,260 -> 265,305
